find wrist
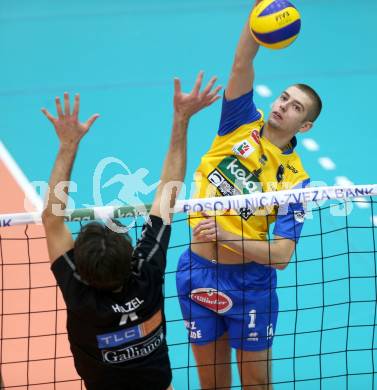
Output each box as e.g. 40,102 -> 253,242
174,111 -> 191,123
60,141 -> 79,152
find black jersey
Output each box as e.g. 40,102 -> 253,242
51,215 -> 172,390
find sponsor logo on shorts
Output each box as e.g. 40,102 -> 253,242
250,130 -> 260,145
247,332 -> 259,342
184,320 -> 202,339
101,327 -> 164,364
267,324 -> 274,340
232,140 -> 255,158
190,288 -> 233,314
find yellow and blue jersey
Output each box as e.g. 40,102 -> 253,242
190,89 -> 310,244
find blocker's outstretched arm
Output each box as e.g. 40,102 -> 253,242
150,72 -> 222,223
41,93 -> 99,263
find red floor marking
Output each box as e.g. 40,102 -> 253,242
0,155 -> 84,389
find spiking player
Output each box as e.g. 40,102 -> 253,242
176,1 -> 322,388
41,72 -> 221,390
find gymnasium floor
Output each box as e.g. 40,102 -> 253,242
1,0 -> 377,388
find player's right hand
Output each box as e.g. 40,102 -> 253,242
173,71 -> 222,120
42,93 -> 99,147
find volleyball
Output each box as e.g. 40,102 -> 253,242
249,0 -> 301,49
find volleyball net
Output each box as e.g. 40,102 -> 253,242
1,184 -> 377,389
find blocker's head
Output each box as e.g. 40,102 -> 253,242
74,221 -> 133,291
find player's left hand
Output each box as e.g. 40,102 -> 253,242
42,93 -> 99,147
173,71 -> 222,119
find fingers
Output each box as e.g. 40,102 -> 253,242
55,92 -> 79,119
201,79 -> 222,107
41,108 -> 55,124
194,218 -> 216,230
195,232 -> 217,241
201,85 -> 222,108
55,96 -> 64,119
193,221 -> 217,241
193,225 -> 216,236
192,71 -> 204,96
207,93 -> 222,107
211,85 -> 223,97
193,219 -> 216,236
201,76 -> 218,97
64,92 -> 70,116
72,94 -> 80,119
85,114 -> 100,129
174,77 -> 181,96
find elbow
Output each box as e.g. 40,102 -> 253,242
274,260 -> 290,271
41,210 -> 49,225
42,209 -> 54,226
272,247 -> 295,271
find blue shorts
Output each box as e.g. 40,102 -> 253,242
176,249 -> 279,351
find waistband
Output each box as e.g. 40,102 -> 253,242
184,248 -> 257,271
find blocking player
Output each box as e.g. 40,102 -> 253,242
176,2 -> 322,389
41,72 -> 221,390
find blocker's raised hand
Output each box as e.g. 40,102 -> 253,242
173,71 -> 222,119
42,92 -> 99,146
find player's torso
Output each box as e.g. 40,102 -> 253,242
191,118 -> 309,247
66,273 -> 168,379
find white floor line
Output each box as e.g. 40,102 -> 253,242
0,141 -> 43,211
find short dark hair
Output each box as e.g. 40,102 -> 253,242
74,221 -> 133,291
294,83 -> 322,122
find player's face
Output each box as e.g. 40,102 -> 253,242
268,86 -> 312,134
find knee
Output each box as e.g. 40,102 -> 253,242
241,371 -> 271,390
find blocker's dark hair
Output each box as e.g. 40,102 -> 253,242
294,83 -> 322,122
74,221 -> 133,291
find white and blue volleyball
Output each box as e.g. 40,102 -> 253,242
249,0 -> 301,49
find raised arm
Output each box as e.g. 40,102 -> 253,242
225,0 -> 262,100
149,72 -> 222,223
41,93 -> 99,263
